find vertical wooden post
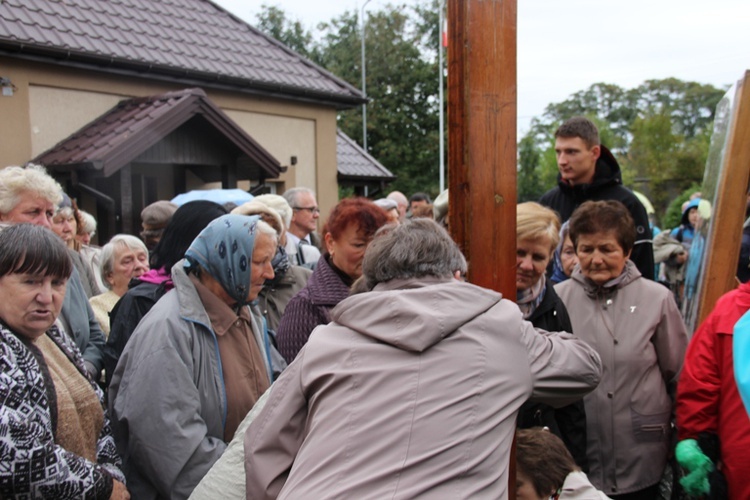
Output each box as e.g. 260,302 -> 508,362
448,0 -> 517,298
447,0 -> 517,497
696,71 -> 750,326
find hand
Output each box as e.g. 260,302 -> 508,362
110,480 -> 130,500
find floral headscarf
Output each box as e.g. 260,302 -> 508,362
184,214 -> 262,306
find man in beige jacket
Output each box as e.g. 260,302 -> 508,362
244,219 -> 603,499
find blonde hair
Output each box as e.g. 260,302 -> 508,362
516,202 -> 561,252
0,164 -> 63,215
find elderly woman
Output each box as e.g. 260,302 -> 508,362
0,164 -> 106,380
51,197 -> 100,297
89,235 -> 149,336
277,197 -> 389,362
232,196 -> 312,334
103,201 -> 227,385
0,224 -> 128,499
109,214 -> 277,499
555,200 -> 688,499
550,221 -> 579,284
244,219 -> 603,498
515,202 -> 588,471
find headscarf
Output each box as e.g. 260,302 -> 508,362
184,214 -> 263,307
550,221 -> 571,284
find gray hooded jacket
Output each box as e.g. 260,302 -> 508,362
244,277 -> 602,499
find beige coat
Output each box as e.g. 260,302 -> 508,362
555,261 -> 687,496
244,277 -> 602,499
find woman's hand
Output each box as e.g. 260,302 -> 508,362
110,480 -> 130,500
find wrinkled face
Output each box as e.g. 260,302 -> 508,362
560,234 -> 579,277
0,272 -> 67,340
326,223 -> 372,280
0,191 -> 55,229
51,212 -> 77,245
554,137 -> 599,186
576,231 -> 631,285
516,237 -> 553,292
248,232 -> 276,301
290,192 -> 320,236
107,245 -> 150,296
516,469 -> 547,500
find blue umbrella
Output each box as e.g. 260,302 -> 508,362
171,188 -> 253,207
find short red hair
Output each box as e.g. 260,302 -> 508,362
324,197 -> 389,241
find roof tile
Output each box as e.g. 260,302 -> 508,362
0,0 -> 362,105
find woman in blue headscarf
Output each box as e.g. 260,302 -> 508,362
108,214 -> 277,500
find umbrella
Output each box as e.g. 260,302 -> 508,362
171,188 -> 253,207
633,190 -> 655,215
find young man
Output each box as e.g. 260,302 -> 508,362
539,117 -> 654,280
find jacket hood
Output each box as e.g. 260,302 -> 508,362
558,144 -> 622,192
680,198 -> 701,226
331,277 -> 503,353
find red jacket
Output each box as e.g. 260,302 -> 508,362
676,281 -> 750,499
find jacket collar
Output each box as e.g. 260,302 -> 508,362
306,255 -> 352,306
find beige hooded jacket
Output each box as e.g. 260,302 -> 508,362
244,277 -> 602,499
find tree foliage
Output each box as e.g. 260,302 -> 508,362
518,79 -> 726,215
256,2 -> 442,197
254,6 -> 726,213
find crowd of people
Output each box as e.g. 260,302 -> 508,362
1,115 -> 749,500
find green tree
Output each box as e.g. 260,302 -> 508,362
255,5 -> 318,61
518,79 -> 726,215
318,4 -> 441,196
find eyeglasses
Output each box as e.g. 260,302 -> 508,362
293,206 -> 320,214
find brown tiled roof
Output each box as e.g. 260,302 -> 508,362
0,0 -> 364,108
337,130 -> 395,182
34,87 -> 284,178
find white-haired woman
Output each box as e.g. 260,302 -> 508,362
89,235 -> 149,336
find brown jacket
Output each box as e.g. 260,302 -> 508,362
244,277 -> 602,499
555,261 -> 687,496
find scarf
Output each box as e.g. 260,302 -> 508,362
582,261 -> 633,299
185,214 -> 262,307
137,266 -> 174,290
517,277 -> 546,319
263,245 -> 291,289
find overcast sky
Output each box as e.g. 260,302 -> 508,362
213,0 -> 750,134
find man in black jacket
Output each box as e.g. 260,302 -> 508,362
539,117 -> 654,280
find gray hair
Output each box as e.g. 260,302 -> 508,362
79,210 -> 97,236
361,218 -> 467,290
99,234 -> 149,290
255,219 -> 279,242
282,187 -> 315,208
253,194 -> 293,230
0,164 -> 64,215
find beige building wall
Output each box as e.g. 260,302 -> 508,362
0,57 -> 341,223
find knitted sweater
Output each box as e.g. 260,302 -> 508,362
276,255 -> 351,362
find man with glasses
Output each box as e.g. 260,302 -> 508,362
283,187 -> 322,267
